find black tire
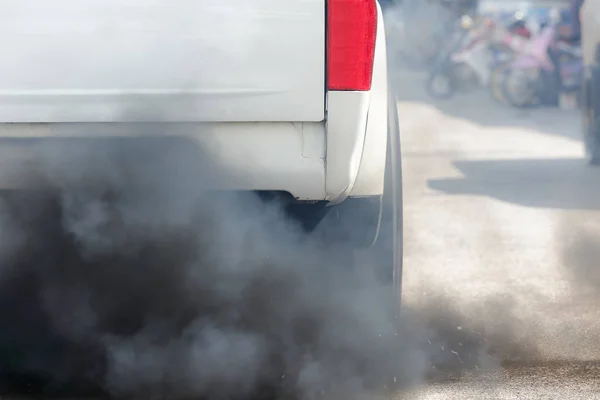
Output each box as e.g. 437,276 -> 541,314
501,68 -> 539,109
308,88 -> 403,299
356,86 -> 404,294
426,69 -> 456,100
381,86 -> 403,295
489,62 -> 511,105
309,21 -> 404,298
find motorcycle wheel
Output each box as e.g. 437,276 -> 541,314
426,70 -> 455,100
489,62 -> 512,105
501,68 -> 539,109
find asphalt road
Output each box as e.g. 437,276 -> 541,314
394,71 -> 600,399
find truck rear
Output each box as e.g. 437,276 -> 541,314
0,0 -> 402,286
0,0 -> 388,196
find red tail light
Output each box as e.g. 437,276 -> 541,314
327,0 -> 377,91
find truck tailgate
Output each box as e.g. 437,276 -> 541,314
0,0 -> 325,123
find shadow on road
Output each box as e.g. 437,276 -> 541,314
427,158 -> 600,210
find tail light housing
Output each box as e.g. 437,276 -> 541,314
327,0 -> 377,91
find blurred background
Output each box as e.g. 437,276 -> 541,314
379,1 -> 600,398
383,0 -> 580,109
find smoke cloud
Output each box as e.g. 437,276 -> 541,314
0,131 -> 435,399
0,128 -> 556,399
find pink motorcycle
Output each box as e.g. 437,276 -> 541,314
499,24 -> 557,107
425,16 -> 498,99
499,18 -> 583,108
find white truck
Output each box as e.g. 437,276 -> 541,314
0,0 -> 402,287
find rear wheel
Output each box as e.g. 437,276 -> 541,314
298,86 -> 403,395
489,62 -> 511,105
426,69 -> 455,100
309,87 -> 403,297
501,68 -> 539,108
381,86 -> 403,295
360,86 -> 403,292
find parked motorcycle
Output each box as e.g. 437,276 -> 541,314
500,18 -> 584,109
425,15 -> 495,99
487,13 -> 535,104
500,25 -> 555,108
425,14 -> 527,100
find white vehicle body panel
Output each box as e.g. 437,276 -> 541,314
0,0 -> 325,122
0,122 -> 327,200
0,1 -> 389,203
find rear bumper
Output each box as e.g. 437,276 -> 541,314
0,122 -> 328,200
0,91 -> 387,202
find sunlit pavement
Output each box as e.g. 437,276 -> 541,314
395,70 -> 600,399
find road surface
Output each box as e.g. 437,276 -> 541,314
394,70 -> 600,399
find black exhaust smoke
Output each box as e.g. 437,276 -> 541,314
0,130 -> 544,399
0,134 -> 425,399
